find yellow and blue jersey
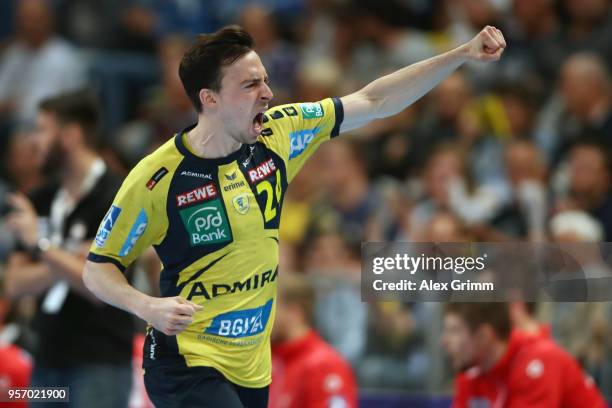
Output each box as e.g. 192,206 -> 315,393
88,98 -> 343,387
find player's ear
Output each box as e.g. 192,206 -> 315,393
199,88 -> 217,110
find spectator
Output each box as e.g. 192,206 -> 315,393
442,302 -> 607,407
302,230 -> 366,364
270,272 -> 357,408
3,90 -> 134,408
560,0 -> 612,66
503,0 -> 563,87
538,53 -> 611,165
556,142 -> 612,241
115,34 -> 196,167
488,140 -> 548,240
543,210 -> 612,396
0,0 -> 86,124
313,140 -> 392,244
240,5 -> 298,105
409,144 -> 503,237
0,287 -> 32,408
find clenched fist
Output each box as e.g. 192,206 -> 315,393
141,296 -> 203,336
465,26 -> 507,62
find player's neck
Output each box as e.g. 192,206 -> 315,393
187,117 -> 242,159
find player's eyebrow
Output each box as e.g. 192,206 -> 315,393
241,76 -> 269,86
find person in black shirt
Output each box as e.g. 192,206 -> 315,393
4,90 -> 134,407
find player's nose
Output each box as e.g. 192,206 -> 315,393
261,82 -> 273,101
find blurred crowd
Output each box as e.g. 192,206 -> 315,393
0,0 -> 611,401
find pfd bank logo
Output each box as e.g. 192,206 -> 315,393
179,199 -> 232,246
95,205 -> 121,248
205,299 -> 273,338
300,102 -> 324,119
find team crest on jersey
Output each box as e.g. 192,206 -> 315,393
232,193 -> 250,215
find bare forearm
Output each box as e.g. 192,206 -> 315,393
340,26 -> 506,132
361,44 -> 469,118
83,260 -> 151,319
5,254 -> 55,298
42,249 -> 99,300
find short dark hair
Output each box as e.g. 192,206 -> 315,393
278,273 -> 315,326
39,89 -> 101,147
445,302 -> 512,340
179,25 -> 255,112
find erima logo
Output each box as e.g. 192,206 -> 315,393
224,181 -> 245,192
95,205 -> 121,248
181,171 -> 212,180
289,127 -> 321,159
187,269 -> 278,301
225,171 -> 237,181
248,158 -> 276,183
176,183 -> 218,207
205,299 -> 274,338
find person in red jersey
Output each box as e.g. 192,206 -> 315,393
0,295 -> 32,408
442,302 -> 607,408
270,273 -> 357,408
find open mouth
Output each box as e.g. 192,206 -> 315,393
252,112 -> 264,134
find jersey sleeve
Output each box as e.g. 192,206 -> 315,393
87,161 -> 167,272
261,97 -> 343,183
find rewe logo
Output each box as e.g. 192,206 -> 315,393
248,158 -> 276,183
289,127 -> 320,159
176,183 -> 218,207
179,199 -> 231,246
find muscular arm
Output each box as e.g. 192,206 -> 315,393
340,26 -> 506,133
83,260 -> 202,335
83,261 -> 154,317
